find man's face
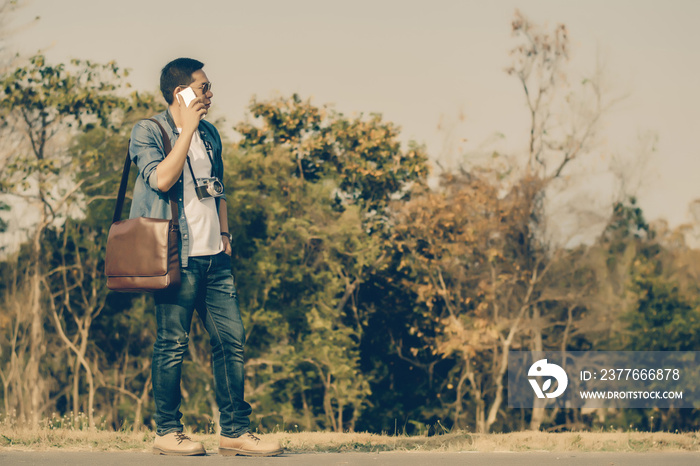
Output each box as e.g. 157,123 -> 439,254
187,69 -> 213,111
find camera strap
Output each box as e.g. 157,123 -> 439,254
185,129 -> 215,181
185,157 -> 199,183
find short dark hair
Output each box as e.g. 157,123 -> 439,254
160,58 -> 204,105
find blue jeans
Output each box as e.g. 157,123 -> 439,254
152,251 -> 251,437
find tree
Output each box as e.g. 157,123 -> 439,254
230,95 -> 428,431
385,169 -> 551,432
223,146 -> 373,431
0,55 -> 130,425
625,258 -> 700,352
45,94 -> 162,429
585,199 -> 700,431
376,11 -> 617,433
235,94 -> 428,220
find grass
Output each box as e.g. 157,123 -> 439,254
0,427 -> 698,453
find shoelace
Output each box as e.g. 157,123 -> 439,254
174,432 -> 192,444
243,432 -> 261,443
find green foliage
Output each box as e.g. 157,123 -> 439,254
0,51 -> 163,428
0,55 -> 132,192
235,94 -> 429,217
227,95 -> 430,431
71,92 -> 164,227
0,200 -> 8,234
594,197 -> 700,431
224,146 -> 374,431
623,256 -> 700,352
1,55 -> 125,124
603,197 -> 652,250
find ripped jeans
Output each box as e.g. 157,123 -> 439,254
152,251 -> 251,437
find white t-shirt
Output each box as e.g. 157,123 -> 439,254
179,129 -> 223,257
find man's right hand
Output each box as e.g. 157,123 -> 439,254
177,94 -> 207,133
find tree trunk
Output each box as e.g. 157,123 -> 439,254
336,398 -> 344,433
323,372 -> 337,431
72,357 -> 80,420
485,343 -> 510,432
133,373 -> 152,431
475,401 -> 486,433
301,389 -> 314,431
529,305 -> 546,430
27,247 -> 45,426
453,362 -> 469,429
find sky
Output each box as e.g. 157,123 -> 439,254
4,0 -> 700,243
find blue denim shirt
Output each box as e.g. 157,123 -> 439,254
128,109 -> 225,268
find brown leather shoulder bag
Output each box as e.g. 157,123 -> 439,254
104,118 -> 181,292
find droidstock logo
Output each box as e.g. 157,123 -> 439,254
528,359 -> 568,399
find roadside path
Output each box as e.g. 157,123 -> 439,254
2,450 -> 700,465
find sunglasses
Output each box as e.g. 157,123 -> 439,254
180,82 -> 212,94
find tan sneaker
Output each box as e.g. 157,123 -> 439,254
219,432 -> 283,457
153,431 -> 206,456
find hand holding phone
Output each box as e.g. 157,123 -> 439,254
177,87 -> 197,108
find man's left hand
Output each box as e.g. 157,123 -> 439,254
223,239 -> 232,256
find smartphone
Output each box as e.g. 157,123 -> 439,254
177,87 -> 197,108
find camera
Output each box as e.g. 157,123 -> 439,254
194,177 -> 225,200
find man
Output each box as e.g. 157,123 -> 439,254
129,57 -> 282,457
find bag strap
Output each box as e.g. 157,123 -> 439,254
111,118 -> 179,224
